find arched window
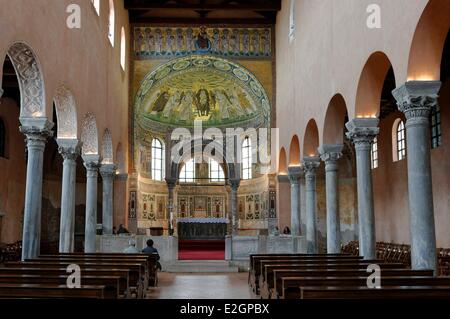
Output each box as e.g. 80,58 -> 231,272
120,27 -> 126,70
242,137 -> 252,180
288,0 -> 295,42
180,158 -> 195,183
431,104 -> 442,149
209,158 -> 225,182
108,0 -> 115,46
371,137 -> 378,169
91,0 -> 100,15
151,138 -> 165,181
0,118 -> 5,158
393,119 -> 406,161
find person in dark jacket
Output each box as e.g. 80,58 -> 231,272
142,239 -> 162,270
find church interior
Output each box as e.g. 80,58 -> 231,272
0,0 -> 450,302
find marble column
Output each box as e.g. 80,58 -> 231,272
318,144 -> 343,254
392,81 -> 441,272
287,166 -> 303,236
346,118 -> 379,260
83,154 -> 100,253
303,157 -> 321,254
165,177 -> 177,236
100,163 -> 116,235
57,139 -> 80,253
229,178 -> 240,235
19,117 -> 53,260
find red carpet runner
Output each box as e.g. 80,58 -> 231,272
178,239 -> 225,260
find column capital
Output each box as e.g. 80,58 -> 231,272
277,174 -> 290,183
165,177 -> 178,189
287,166 -> 303,184
19,117 -> 54,148
302,156 -> 321,176
392,80 -> 441,121
82,154 -> 100,169
229,178 -> 240,190
318,144 -> 343,172
99,163 -> 117,179
57,139 -> 81,161
345,118 -> 379,149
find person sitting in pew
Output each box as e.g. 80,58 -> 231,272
117,224 -> 130,235
123,239 -> 140,253
283,226 -> 291,235
142,239 -> 161,271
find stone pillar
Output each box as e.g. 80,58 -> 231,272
229,178 -> 240,235
83,154 -> 100,253
57,139 -> 80,253
318,144 -> 343,254
166,177 -> 177,236
392,81 -> 441,272
303,157 -> 320,254
19,117 -> 53,260
287,166 -> 302,236
345,118 -> 379,260
100,163 -> 116,235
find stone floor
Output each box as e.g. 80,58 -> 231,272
147,272 -> 256,299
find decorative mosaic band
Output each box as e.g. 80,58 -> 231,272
133,26 -> 272,59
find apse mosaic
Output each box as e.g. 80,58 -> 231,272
133,26 -> 272,59
134,55 -> 271,130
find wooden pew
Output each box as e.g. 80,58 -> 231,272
273,269 -> 434,299
0,274 -> 120,299
0,267 -> 131,298
298,285 -> 450,299
0,283 -> 106,299
259,262 -> 406,298
41,252 -> 159,286
250,255 -> 361,293
278,275 -> 450,299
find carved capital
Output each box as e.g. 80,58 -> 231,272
302,156 -> 320,176
229,178 -> 240,191
19,117 -> 54,151
345,118 -> 379,151
165,177 -> 178,189
100,163 -> 117,179
318,144 -> 343,168
287,166 -> 303,185
57,139 -> 81,161
392,81 -> 441,122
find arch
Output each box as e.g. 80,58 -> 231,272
407,0 -> 450,81
169,138 -> 236,180
278,147 -> 287,174
101,128 -> 113,164
288,135 -> 300,166
80,113 -> 99,155
53,85 -> 78,139
355,51 -> 395,117
303,119 -> 319,157
120,27 -> 126,70
6,42 -> 46,117
116,142 -> 126,174
108,0 -> 115,46
323,94 -> 348,144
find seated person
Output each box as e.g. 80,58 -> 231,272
283,226 -> 291,235
123,239 -> 139,253
117,224 -> 130,234
273,226 -> 280,236
142,239 -> 162,270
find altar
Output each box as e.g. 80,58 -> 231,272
177,217 -> 228,240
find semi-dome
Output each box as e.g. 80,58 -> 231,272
134,55 -> 270,131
